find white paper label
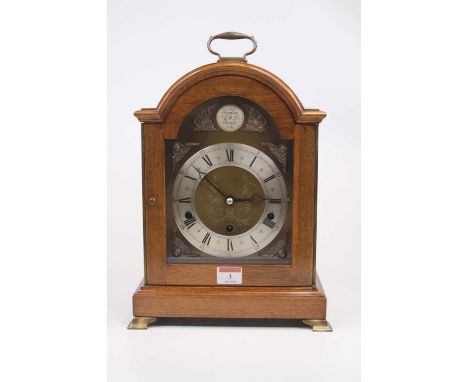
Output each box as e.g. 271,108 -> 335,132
217,266 -> 242,285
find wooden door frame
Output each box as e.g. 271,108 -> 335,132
135,63 -> 326,287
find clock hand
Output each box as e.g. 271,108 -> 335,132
233,195 -> 286,205
193,166 -> 207,178
232,193 -> 265,205
202,175 -> 228,198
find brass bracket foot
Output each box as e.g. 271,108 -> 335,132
302,319 -> 333,332
127,316 -> 157,330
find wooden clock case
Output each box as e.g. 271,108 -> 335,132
129,59 -> 331,331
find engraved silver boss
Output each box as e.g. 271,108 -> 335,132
216,104 -> 244,131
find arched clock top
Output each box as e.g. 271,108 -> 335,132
134,62 -> 326,129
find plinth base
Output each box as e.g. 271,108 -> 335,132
129,274 -> 330,330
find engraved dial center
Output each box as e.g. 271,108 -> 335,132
194,165 -> 266,236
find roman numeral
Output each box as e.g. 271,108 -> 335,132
202,232 -> 211,246
184,217 -> 197,229
268,199 -> 282,204
249,156 -> 257,167
184,175 -> 197,181
227,238 -> 234,251
178,197 -> 191,203
249,234 -> 257,244
226,149 -> 234,162
263,174 -> 276,183
262,217 -> 276,229
202,155 -> 213,166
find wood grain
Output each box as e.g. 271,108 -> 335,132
134,62 -> 326,126
160,75 -> 296,140
132,274 -> 327,319
292,123 -> 318,284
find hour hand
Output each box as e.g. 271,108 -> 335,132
233,194 -> 286,206
233,193 -> 264,205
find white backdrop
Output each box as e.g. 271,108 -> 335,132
108,0 -> 360,381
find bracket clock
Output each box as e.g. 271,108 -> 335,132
128,32 -> 331,331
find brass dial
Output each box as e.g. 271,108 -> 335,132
194,166 -> 265,236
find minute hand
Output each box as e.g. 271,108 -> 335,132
202,175 -> 228,198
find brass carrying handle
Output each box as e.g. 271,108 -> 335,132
207,32 -> 257,62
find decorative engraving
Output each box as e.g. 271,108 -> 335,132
199,171 -> 262,229
173,234 -> 200,257
216,104 -> 244,132
192,103 -> 270,133
261,143 -> 287,173
172,141 -> 199,171
193,104 -> 219,131
243,105 -> 269,132
259,239 -> 287,258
